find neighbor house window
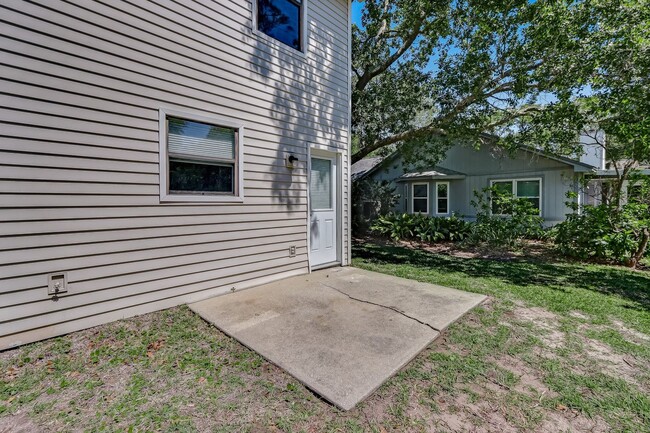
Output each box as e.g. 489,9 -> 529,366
256,0 -> 303,51
412,183 -> 429,214
490,178 -> 542,215
159,110 -> 243,202
436,182 -> 449,214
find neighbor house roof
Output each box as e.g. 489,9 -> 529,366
594,168 -> 650,177
396,167 -> 466,182
518,145 -> 596,172
351,142 -> 597,182
350,156 -> 384,181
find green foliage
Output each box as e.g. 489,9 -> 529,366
351,179 -> 400,235
371,212 -> 472,243
468,187 -> 546,247
555,203 -> 650,265
352,0 -> 650,175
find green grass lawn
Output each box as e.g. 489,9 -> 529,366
1,241 -> 649,432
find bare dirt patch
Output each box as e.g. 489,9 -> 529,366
512,306 -> 565,349
0,412 -> 40,433
611,319 -> 650,345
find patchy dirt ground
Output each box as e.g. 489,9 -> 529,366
2,298 -> 648,433
2,242 -> 650,432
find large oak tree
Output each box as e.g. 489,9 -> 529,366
351,0 -> 650,169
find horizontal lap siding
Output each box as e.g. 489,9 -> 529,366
0,0 -> 350,349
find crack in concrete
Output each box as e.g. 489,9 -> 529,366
318,282 -> 441,333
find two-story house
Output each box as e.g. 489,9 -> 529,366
0,0 -> 351,349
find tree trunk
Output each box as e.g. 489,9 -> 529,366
630,227 -> 649,268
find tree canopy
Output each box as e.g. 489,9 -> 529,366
351,0 -> 650,168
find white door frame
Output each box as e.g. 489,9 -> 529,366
307,146 -> 343,271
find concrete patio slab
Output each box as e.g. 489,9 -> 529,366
190,267 -> 486,411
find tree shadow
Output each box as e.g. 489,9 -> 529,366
242,4 -> 347,211
353,241 -> 650,312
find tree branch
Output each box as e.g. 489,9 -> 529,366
355,15 -> 426,91
352,124 -> 447,163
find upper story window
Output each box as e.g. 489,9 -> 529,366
257,0 -> 303,51
159,109 -> 244,202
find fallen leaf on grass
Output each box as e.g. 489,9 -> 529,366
198,377 -> 206,384
5,367 -> 18,380
556,404 -> 568,412
146,340 -> 165,358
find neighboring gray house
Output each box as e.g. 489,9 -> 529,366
354,143 -> 599,225
0,0 -> 351,350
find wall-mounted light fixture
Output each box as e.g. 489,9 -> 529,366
286,154 -> 299,169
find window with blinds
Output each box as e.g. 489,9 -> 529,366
166,117 -> 237,195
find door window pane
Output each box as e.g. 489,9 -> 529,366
311,158 -> 332,209
257,0 -> 302,50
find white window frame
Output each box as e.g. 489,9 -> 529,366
252,0 -> 308,57
489,177 -> 542,216
159,108 -> 245,203
411,182 -> 429,214
435,181 -> 450,215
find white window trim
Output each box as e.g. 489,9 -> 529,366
411,182 -> 429,214
435,181 -> 450,215
404,183 -> 408,213
159,108 -> 245,203
251,0 -> 309,58
489,177 -> 542,216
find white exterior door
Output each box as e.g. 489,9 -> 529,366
309,154 -> 338,267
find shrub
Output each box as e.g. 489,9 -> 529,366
555,202 -> 650,266
371,213 -> 472,243
468,186 -> 546,247
352,179 -> 399,235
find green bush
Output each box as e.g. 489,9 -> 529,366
371,213 -> 472,243
468,186 -> 546,247
352,179 -> 399,235
555,203 -> 650,265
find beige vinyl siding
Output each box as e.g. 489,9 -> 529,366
0,0 -> 350,349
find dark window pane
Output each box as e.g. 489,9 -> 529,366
437,199 -> 448,214
523,197 -> 540,210
493,181 -> 513,195
437,183 -> 448,198
413,198 -> 428,213
516,180 -> 540,197
258,0 -> 301,50
413,184 -> 428,198
169,160 -> 233,194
